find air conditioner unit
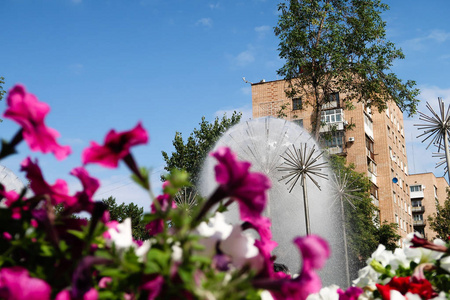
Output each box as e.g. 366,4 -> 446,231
348,137 -> 355,142
344,120 -> 349,126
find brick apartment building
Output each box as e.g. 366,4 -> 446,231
251,79 -> 413,240
408,173 -> 449,240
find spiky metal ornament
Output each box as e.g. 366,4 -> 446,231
174,187 -> 198,215
433,145 -> 448,175
415,98 -> 450,183
278,143 -> 328,235
330,169 -> 362,288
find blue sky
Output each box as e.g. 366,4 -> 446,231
1,0 -> 450,210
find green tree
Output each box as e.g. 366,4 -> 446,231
102,196 -> 149,241
274,0 -> 419,138
329,156 -> 399,268
428,191 -> 450,240
162,112 -> 242,185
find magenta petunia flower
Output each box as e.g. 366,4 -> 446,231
0,266 -> 51,300
337,286 -> 364,300
211,147 -> 271,222
82,122 -> 148,168
4,84 -> 71,160
140,274 -> 164,300
293,234 -> 330,271
68,167 -> 100,213
21,157 -> 76,206
145,194 -> 176,236
266,235 -> 330,300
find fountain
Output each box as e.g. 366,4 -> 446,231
199,117 -> 351,287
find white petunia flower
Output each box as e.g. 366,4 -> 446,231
108,218 -> 134,250
220,225 -> 259,269
196,212 -> 233,257
306,285 -> 339,300
260,290 -> 274,300
171,242 -> 183,263
107,218 -> 151,260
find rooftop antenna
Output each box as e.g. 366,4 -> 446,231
242,77 -> 253,84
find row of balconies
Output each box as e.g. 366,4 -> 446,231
412,206 -> 425,213
413,220 -> 426,226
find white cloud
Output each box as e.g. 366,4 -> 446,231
402,29 -> 450,51
209,3 -> 220,9
254,25 -> 271,39
228,48 -> 255,68
196,18 -> 213,27
68,63 -> 84,75
214,106 -> 253,122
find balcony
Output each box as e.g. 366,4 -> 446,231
413,220 -> 426,227
319,121 -> 346,132
325,146 -> 344,155
412,206 -> 425,213
366,148 -> 375,160
410,190 -> 424,199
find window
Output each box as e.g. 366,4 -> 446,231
387,125 -> 391,137
434,185 -> 438,199
321,109 -> 343,123
412,200 -> 422,207
293,119 -> 303,127
410,185 -> 422,192
321,131 -> 345,148
367,158 -> 377,175
292,98 -> 302,110
393,191 -> 396,203
327,92 -> 339,103
413,214 -> 423,221
389,147 -> 393,160
395,214 -> 398,224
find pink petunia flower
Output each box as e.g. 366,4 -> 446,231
68,167 -> 100,213
0,266 -> 51,300
210,147 -> 271,222
4,84 -> 71,160
55,288 -> 98,300
82,122 -> 148,168
263,235 -> 330,300
337,286 -> 364,300
140,274 -> 164,300
146,194 -> 176,236
21,157 -> 76,206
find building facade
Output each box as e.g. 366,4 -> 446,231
251,79 -> 413,240
407,173 -> 449,240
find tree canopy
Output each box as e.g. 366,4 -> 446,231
161,112 -> 242,185
428,191 -> 450,240
329,155 -> 400,271
274,0 -> 420,137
